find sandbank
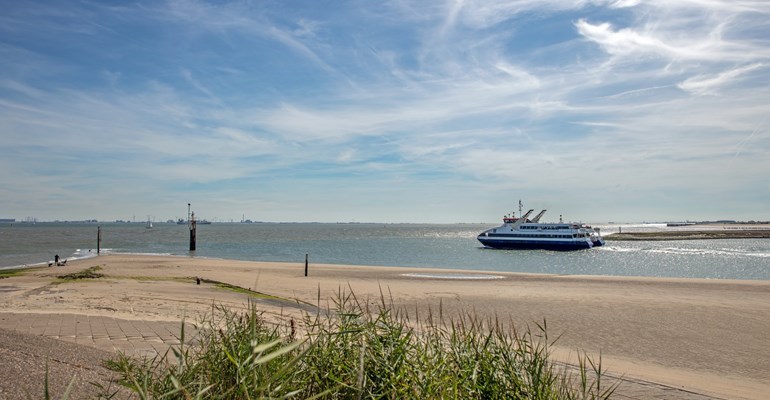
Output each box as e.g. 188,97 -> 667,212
1,254 -> 769,399
606,229 -> 770,240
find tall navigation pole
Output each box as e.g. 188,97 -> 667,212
188,203 -> 196,252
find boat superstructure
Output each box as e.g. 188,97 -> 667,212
478,209 -> 604,250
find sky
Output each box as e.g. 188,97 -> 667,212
1,0 -> 769,224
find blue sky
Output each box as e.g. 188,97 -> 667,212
1,0 -> 769,223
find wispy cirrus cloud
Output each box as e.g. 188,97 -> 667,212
0,0 -> 768,222
678,63 -> 767,94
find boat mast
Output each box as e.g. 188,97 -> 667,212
518,200 -> 523,219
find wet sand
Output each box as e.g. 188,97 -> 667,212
1,254 -> 769,399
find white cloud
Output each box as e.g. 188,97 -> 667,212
575,19 -> 672,58
575,1 -> 770,65
336,148 -> 357,163
678,63 -> 766,95
609,0 -> 640,8
1,0 -> 769,221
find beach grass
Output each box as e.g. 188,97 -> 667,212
0,267 -> 27,279
105,290 -> 618,399
56,265 -> 104,281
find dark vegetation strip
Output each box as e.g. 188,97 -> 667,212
197,278 -> 282,300
0,268 -> 27,279
57,266 -> 104,280
196,277 -> 318,312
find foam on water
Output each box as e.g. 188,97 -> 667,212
402,273 -> 504,280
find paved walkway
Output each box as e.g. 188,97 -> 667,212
0,312 -> 198,360
0,312 -> 724,399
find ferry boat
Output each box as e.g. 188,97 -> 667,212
478,209 -> 605,250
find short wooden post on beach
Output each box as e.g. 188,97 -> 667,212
97,226 -> 102,254
305,253 -> 308,276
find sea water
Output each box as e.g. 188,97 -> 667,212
1,222 -> 768,280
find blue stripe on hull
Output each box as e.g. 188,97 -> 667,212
477,237 -> 592,251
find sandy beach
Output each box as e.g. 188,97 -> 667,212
1,254 -> 769,399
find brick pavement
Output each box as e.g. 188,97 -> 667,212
0,312 -> 197,360
0,312 -> 724,399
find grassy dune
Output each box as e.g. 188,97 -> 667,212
106,292 -> 618,399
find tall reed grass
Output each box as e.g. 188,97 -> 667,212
106,290 -> 618,399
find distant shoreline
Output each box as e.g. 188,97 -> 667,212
606,229 -> 770,241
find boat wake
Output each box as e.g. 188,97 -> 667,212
600,245 -> 770,258
647,247 -> 770,258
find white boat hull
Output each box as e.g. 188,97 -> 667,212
478,235 -> 598,250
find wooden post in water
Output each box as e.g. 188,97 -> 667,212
97,226 -> 102,254
189,212 -> 197,252
304,254 -> 308,276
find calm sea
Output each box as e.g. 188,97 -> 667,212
1,222 -> 768,280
